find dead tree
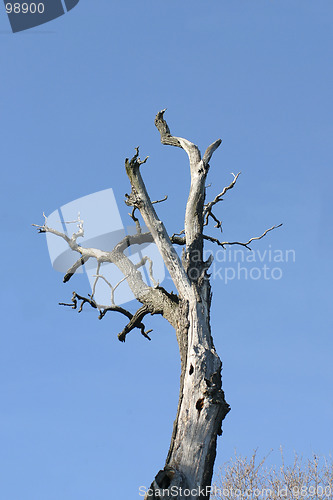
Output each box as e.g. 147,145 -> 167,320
33,110 -> 281,499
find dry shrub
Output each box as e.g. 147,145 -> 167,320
212,449 -> 333,500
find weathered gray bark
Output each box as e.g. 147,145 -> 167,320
137,111 -> 230,499
34,110 -> 280,500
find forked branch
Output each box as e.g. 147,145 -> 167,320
33,213 -> 180,336
59,292 -> 154,342
155,109 -> 222,272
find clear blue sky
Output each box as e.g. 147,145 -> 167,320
0,1 -> 332,499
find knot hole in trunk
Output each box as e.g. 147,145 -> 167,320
196,398 -> 204,415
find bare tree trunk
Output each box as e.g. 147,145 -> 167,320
145,289 -> 230,499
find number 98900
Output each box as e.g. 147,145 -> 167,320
6,3 -> 45,14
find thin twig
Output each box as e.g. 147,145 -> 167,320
203,224 -> 283,251
203,172 -> 241,231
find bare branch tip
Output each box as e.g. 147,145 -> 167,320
151,195 -> 168,205
157,108 -> 167,119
